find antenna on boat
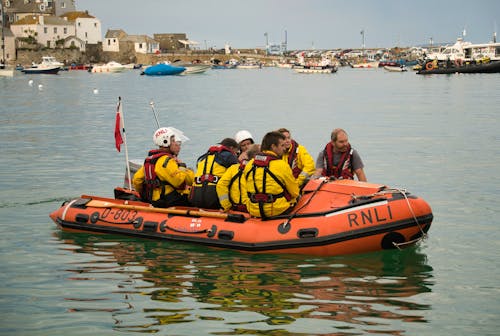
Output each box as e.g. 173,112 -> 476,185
494,22 -> 497,43
149,100 -> 161,128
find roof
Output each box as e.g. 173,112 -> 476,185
11,15 -> 73,26
123,35 -> 158,44
59,11 -> 96,21
105,29 -> 128,39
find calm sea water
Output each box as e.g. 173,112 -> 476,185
1,67 -> 499,335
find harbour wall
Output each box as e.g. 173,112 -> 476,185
15,48 -> 285,66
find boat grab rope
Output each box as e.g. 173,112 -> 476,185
383,187 -> 428,250
349,187 -> 428,250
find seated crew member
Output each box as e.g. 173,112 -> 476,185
190,138 -> 239,209
234,129 -> 255,163
244,131 -> 300,218
216,144 -> 260,212
314,128 -> 367,181
133,127 -> 194,208
276,127 -> 316,188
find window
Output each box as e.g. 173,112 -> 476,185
44,27 -> 48,34
61,2 -> 66,9
139,43 -> 143,49
78,22 -> 81,27
107,39 -> 110,46
64,27 -> 67,34
53,27 -> 57,33
94,23 -> 97,28
85,32 -> 87,38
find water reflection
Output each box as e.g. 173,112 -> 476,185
55,232 -> 433,335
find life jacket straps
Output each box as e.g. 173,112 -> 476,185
287,140 -> 302,179
246,153 -> 291,219
141,151 -> 173,203
227,165 -> 244,206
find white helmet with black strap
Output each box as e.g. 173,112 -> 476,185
153,127 -> 189,147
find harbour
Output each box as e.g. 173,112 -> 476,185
1,66 -> 499,335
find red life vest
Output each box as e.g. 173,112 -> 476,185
141,149 -> 175,202
323,143 -> 354,179
286,140 -> 302,178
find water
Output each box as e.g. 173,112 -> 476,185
1,67 -> 499,335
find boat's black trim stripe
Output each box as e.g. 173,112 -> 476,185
55,213 -> 433,252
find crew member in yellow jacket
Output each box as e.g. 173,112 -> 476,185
217,144 -> 260,212
244,131 -> 300,218
277,128 -> 316,188
190,138 -> 239,209
133,127 -> 194,208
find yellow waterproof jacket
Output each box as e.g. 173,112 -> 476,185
133,155 -> 194,202
282,141 -> 316,187
193,146 -> 238,187
244,150 -> 300,218
216,163 -> 247,211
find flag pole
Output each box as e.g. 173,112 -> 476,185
118,97 -> 132,190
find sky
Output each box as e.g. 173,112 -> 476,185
79,0 -> 499,50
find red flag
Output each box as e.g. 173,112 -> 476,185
114,102 -> 124,152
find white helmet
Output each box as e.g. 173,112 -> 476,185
234,130 -> 254,144
153,127 -> 189,147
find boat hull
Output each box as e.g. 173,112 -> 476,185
142,63 -> 186,76
294,65 -> 338,74
384,65 -> 407,72
21,66 -> 60,74
417,61 -> 500,74
49,180 -> 433,256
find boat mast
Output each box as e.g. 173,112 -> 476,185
360,29 -> 365,56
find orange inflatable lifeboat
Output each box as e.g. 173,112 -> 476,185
49,179 -> 433,256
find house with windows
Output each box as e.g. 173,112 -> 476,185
2,0 -> 76,25
123,34 -> 159,54
103,29 -> 126,52
10,14 -> 76,49
59,10 -> 101,45
103,30 -> 159,54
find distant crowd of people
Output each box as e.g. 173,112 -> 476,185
132,127 -> 366,218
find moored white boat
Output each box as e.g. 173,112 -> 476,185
351,61 -> 380,68
90,61 -> 125,73
173,62 -> 211,74
384,65 -> 408,72
21,56 -> 62,74
294,65 -> 338,74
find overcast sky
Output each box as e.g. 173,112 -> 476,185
79,0 -> 499,50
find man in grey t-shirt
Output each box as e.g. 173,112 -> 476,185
314,128 -> 367,181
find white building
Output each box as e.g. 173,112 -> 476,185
10,14 -> 75,49
123,34 -> 159,54
103,29 -> 127,52
59,11 -> 101,45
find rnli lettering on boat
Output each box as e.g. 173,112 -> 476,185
326,200 -> 393,227
347,205 -> 393,227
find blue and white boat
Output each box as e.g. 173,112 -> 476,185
141,63 -> 185,76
